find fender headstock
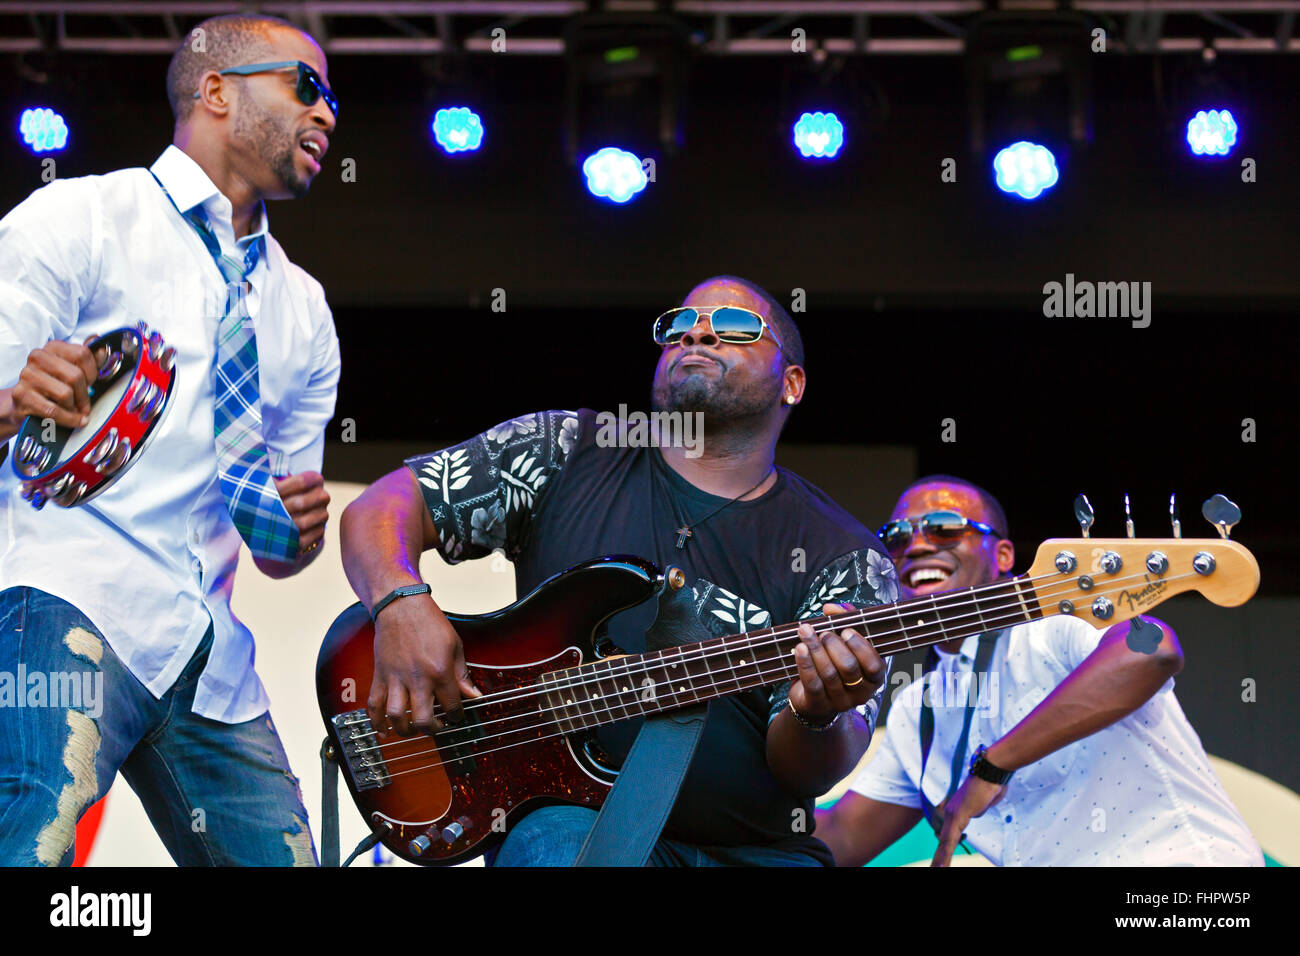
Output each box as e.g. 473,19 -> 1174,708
1023,493 -> 1259,627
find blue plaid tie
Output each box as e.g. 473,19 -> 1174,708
152,175 -> 300,561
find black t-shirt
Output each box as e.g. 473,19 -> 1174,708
406,409 -> 898,861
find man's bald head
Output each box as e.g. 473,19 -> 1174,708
166,14 -> 306,124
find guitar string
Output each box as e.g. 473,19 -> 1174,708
357,568 -> 1068,748
370,571 -> 1188,785
364,570 -> 1185,773
363,599 -> 1048,779
357,560 -> 1184,749
359,563 -> 1191,755
353,570 -> 1198,778
361,560 -> 1168,727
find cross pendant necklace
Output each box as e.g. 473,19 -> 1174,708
671,467 -> 774,550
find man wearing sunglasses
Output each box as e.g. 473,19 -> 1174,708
815,475 -> 1262,866
341,275 -> 897,866
0,14 -> 339,865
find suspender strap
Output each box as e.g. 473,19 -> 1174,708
574,568 -> 708,867
919,630 -> 1003,838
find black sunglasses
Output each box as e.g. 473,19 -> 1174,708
194,60 -> 338,118
878,511 -> 1001,558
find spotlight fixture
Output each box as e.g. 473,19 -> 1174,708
431,106 -> 484,154
1186,108 -> 1237,157
792,111 -> 845,160
563,13 -> 690,168
965,13 -> 1095,156
19,107 -> 68,153
993,141 -> 1059,200
582,146 -> 649,204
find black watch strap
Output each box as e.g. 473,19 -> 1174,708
968,744 -> 1014,785
370,583 -> 432,621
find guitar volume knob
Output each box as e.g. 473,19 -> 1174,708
409,830 -> 435,856
441,822 -> 465,845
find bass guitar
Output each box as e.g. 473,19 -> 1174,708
317,495 -> 1258,865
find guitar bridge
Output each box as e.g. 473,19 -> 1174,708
331,709 -> 391,791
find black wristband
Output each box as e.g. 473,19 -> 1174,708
370,583 -> 432,621
968,744 -> 1014,785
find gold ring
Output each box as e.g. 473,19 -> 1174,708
843,675 -> 866,687
299,539 -> 322,556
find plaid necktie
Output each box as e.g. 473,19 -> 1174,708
153,175 -> 300,561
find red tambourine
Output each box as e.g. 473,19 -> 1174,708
10,322 -> 176,509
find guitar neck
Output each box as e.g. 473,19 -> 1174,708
539,575 -> 1044,731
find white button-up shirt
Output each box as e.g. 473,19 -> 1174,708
851,614 -> 1264,865
0,145 -> 340,722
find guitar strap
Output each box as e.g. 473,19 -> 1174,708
574,567 -> 709,867
919,629 -> 1003,847
320,739 -> 339,866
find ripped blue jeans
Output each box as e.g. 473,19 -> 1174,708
0,587 -> 316,866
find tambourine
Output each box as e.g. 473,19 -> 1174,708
10,322 -> 176,509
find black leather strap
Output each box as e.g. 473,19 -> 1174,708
920,629 -> 1003,838
320,738 -> 339,866
371,583 -> 431,621
574,568 -> 708,867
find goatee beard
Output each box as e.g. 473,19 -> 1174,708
651,372 -> 781,454
271,143 -> 310,198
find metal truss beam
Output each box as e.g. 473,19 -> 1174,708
0,2 -> 1298,55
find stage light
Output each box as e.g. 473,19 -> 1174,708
792,112 -> 844,160
564,14 -> 689,166
431,107 -> 484,154
19,107 -> 68,153
1186,109 -> 1237,157
965,13 -> 1094,155
993,141 -> 1059,200
582,147 -> 648,204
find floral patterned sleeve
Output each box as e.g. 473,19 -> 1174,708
766,547 -> 899,731
404,410 -> 581,563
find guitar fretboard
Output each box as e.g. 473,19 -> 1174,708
538,575 -> 1043,733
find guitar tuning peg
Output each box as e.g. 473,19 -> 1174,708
1170,493 -> 1181,538
1201,494 -> 1241,540
1074,493 -> 1094,539
1124,493 -> 1135,538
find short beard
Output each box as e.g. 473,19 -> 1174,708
233,90 -> 310,199
651,365 -> 782,453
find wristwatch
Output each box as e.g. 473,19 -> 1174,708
370,583 -> 432,621
968,744 -> 1014,785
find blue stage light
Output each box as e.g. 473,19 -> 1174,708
582,147 -> 648,203
792,111 -> 844,159
1186,109 -> 1237,157
431,107 -> 484,154
992,141 -> 1059,200
19,108 -> 68,153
